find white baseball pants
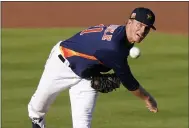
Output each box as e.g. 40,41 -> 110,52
28,41 -> 99,128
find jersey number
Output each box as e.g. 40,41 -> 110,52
80,24 -> 104,35
80,24 -> 119,41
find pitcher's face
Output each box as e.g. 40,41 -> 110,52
127,19 -> 151,43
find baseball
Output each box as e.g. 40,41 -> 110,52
129,47 -> 140,58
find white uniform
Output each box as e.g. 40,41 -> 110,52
28,41 -> 99,128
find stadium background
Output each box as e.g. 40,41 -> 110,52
2,2 -> 188,34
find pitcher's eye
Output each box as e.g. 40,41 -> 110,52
136,23 -> 142,28
144,26 -> 150,31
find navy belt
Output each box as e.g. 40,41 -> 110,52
58,54 -> 72,69
58,54 -> 66,63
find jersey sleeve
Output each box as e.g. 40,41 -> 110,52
94,49 -> 140,91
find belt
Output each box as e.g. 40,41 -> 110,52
58,54 -> 71,68
58,54 -> 66,63
58,44 -> 71,67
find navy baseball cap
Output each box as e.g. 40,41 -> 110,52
129,7 -> 156,30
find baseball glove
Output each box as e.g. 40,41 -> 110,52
91,73 -> 121,93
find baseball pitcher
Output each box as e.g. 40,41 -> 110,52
28,7 -> 158,128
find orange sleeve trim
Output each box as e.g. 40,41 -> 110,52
60,46 -> 98,61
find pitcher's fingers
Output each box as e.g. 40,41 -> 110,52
155,108 -> 158,112
151,108 -> 158,113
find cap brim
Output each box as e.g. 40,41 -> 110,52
151,25 -> 156,30
129,18 -> 156,30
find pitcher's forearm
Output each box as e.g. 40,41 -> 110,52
130,85 -> 150,100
